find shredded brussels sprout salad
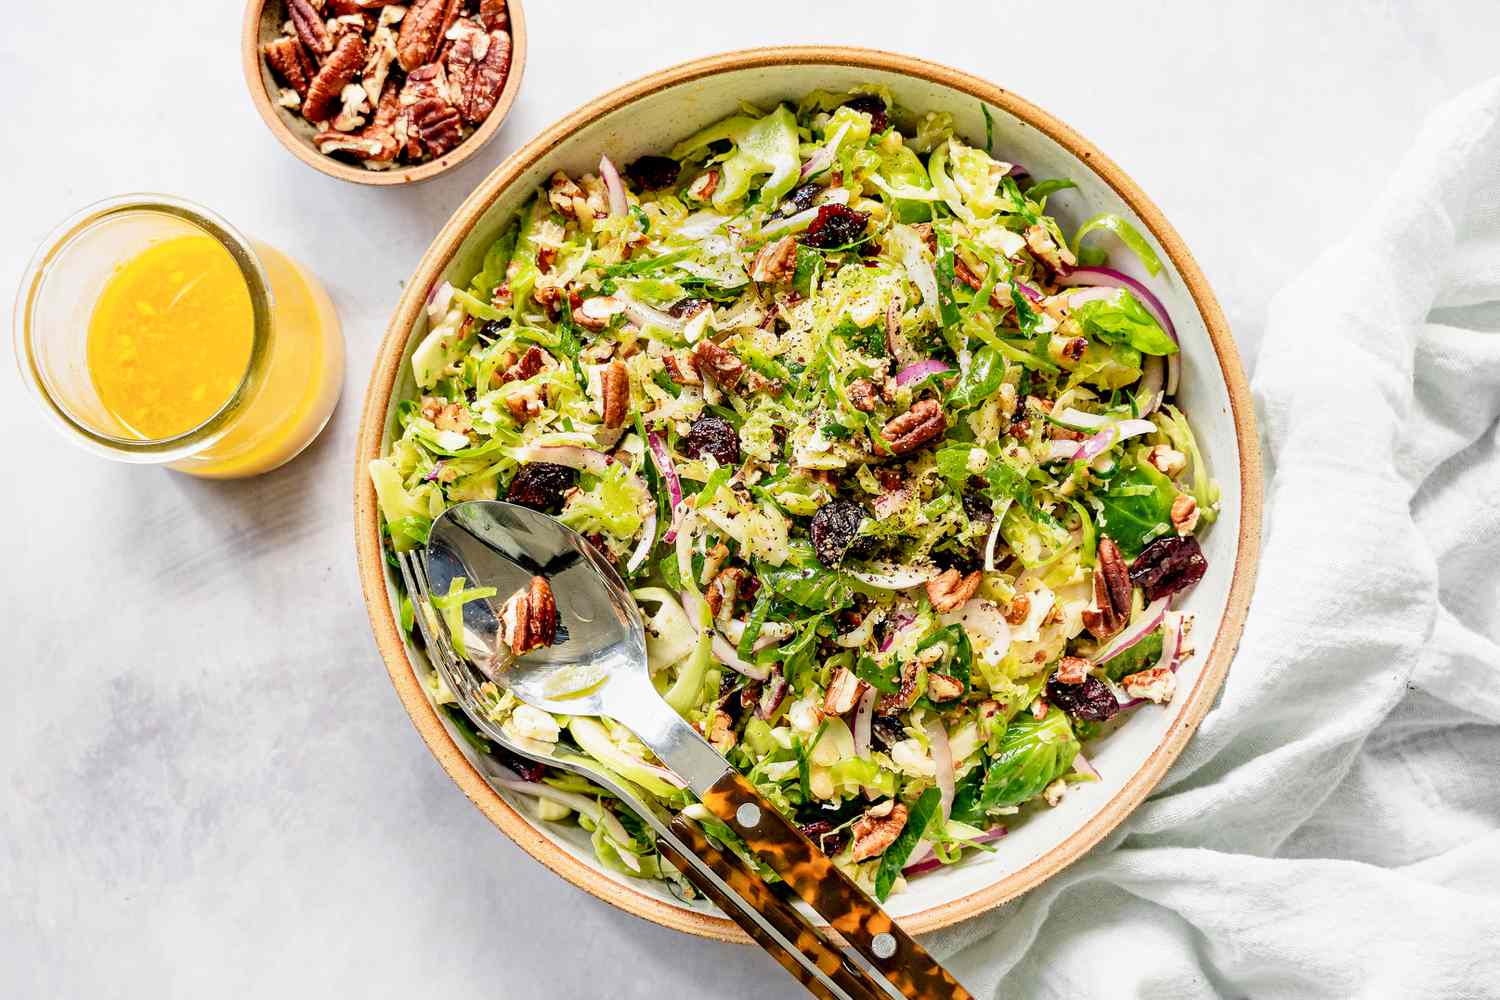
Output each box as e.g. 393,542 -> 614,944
371,86 -> 1220,900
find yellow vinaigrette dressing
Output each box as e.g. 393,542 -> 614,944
87,235 -> 254,440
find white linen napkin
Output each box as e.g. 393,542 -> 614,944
927,77 -> 1500,999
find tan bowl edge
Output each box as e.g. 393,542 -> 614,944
353,45 -> 1264,942
241,0 -> 528,186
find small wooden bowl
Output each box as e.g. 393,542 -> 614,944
240,0 -> 527,186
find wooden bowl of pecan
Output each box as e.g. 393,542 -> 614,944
241,0 -> 526,185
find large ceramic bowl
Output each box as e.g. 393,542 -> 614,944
354,47 -> 1262,940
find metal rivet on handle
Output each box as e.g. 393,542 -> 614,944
872,933 -> 897,960
735,803 -> 762,828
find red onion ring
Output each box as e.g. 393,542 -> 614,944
894,359 -> 953,386
902,827 -> 1007,877
1071,418 -> 1156,462
1091,596 -> 1168,664
599,155 -> 627,218
1072,752 -> 1101,780
1057,266 -> 1177,345
646,431 -> 685,542
799,122 -> 849,181
711,633 -> 769,682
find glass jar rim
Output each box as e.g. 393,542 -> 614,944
12,193 -> 274,458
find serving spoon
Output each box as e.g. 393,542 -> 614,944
426,500 -> 974,1000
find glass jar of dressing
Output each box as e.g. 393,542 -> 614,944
13,194 -> 344,478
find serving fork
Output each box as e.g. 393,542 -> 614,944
420,500 -> 974,1000
396,547 -> 890,1000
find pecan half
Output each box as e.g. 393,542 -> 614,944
750,235 -> 797,284
447,23 -> 511,125
263,36 -> 316,97
1082,537 -> 1132,641
847,378 -> 880,413
690,340 -> 746,390
497,576 -> 559,656
314,131 -> 391,160
927,673 -> 964,702
926,568 -> 980,613
822,666 -> 868,716
599,360 -> 629,429
850,802 -> 908,862
500,345 -> 550,384
288,0 -> 333,56
411,96 -> 463,156
478,0 -> 510,30
1004,593 -> 1031,626
876,659 -> 919,714
1171,494 -> 1200,534
303,33 -> 365,123
879,399 -> 945,455
396,0 -> 460,71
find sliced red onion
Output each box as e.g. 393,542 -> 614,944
712,633 -> 769,681
1072,753 -> 1101,780
1045,439 -> 1081,463
894,359 -> 953,387
646,431 -> 685,543
599,155 -> 627,218
426,280 -> 455,322
1061,286 -> 1116,307
1155,613 -> 1182,673
1015,281 -> 1043,304
853,687 -> 876,758
902,827 -> 1007,877
757,671 -> 788,719
1071,418 -> 1156,462
1057,266 -> 1178,345
720,618 -> 794,653
878,613 -> 915,652
845,563 -> 940,590
1138,356 -> 1165,417
799,122 -> 850,181
1091,596 -> 1168,665
925,716 -> 955,822
513,445 -> 614,476
872,487 -> 911,520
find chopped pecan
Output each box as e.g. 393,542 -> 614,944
263,36 -> 316,97
750,235 -> 798,284
360,16 -> 400,106
698,708 -> 736,753
573,295 -> 623,332
548,171 -> 586,217
822,667 -> 868,716
288,0 -> 333,55
1082,537 -> 1132,641
690,340 -> 746,390
926,567 -> 980,613
884,294 -> 903,355
927,673 -> 964,702
701,541 -> 731,584
478,0 -> 510,30
662,352 -> 701,387
1121,666 -> 1176,705
1048,334 -> 1088,365
396,0 -> 460,71
1043,778 -> 1068,807
850,803 -> 908,862
847,378 -> 880,413
1053,656 -> 1092,686
1024,224 -> 1077,274
1146,444 -> 1188,478
327,0 -> 386,14
880,399 -> 946,455
1004,593 -> 1031,626
1171,494 -> 1200,534
314,131 -> 391,160
303,33 -> 366,123
686,169 -> 719,202
497,576 -> 559,656
505,384 -> 544,423
599,360 -> 629,429
500,345 -> 550,383
704,567 -> 746,621
876,659 -> 919,714
446,23 -> 511,125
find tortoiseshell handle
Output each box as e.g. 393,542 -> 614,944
701,771 -> 975,1000
665,816 -> 884,1000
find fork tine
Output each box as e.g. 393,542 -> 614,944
398,549 -> 481,706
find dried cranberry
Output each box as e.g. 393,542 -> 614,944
495,747 -> 547,783
962,491 -> 993,525
871,714 -> 905,750
667,296 -> 710,318
799,204 -> 870,250
842,94 -> 889,134
781,181 -> 822,216
624,155 -> 680,191
679,415 -> 740,466
810,499 -> 870,567
1046,676 -> 1119,722
1129,536 -> 1208,601
798,819 -> 848,855
505,462 -> 578,513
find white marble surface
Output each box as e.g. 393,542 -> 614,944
3,3 -> 1497,997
